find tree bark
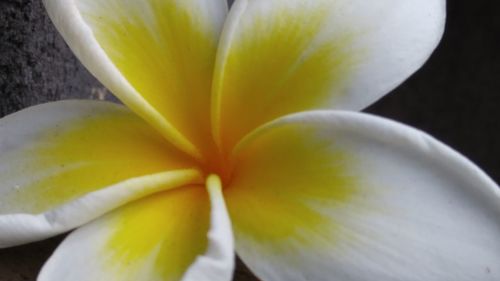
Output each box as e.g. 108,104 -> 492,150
0,0 -> 109,118
1,0 -> 499,280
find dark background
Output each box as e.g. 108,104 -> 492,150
0,0 -> 499,280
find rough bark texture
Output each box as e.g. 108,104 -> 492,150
0,0 -> 499,280
0,0 -> 111,117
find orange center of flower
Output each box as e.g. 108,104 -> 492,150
198,140 -> 235,187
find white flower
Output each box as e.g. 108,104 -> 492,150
1,0 -> 499,280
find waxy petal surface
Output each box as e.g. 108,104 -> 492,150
43,0 -> 228,159
226,111 -> 500,281
0,101 -> 199,247
181,175 -> 235,281
39,180 -> 234,281
212,0 -> 445,150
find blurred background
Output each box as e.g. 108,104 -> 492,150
0,0 -> 499,280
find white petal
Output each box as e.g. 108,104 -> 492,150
0,170 -> 201,248
181,175 -> 235,281
0,101 -> 200,247
38,178 -> 234,281
226,110 -> 500,281
43,0 -> 228,159
212,0 -> 446,150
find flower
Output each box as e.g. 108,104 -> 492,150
0,0 -> 499,280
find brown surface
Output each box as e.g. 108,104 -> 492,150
1,0 -> 499,280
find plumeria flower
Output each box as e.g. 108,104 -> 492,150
1,0 -> 499,280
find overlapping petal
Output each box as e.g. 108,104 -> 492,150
212,0 -> 446,150
0,101 -> 200,247
226,111 -> 500,281
43,0 -> 228,159
39,177 -> 234,281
